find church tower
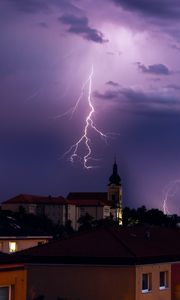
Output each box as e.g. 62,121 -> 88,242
108,160 -> 122,224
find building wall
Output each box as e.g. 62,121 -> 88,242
27,264 -> 135,300
44,205 -> 65,224
2,203 -> 20,212
0,267 -> 26,300
2,203 -> 68,224
108,184 -> 121,203
67,204 -> 76,229
0,238 -> 50,253
108,184 -> 122,224
172,263 -> 180,300
103,206 -> 111,218
2,203 -> 39,214
75,206 -> 108,230
2,203 -> 108,230
136,263 -> 171,300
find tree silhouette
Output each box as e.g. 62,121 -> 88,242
77,213 -> 94,231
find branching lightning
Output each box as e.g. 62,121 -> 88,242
162,179 -> 180,214
62,65 -> 107,169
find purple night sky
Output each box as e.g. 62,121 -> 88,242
1,0 -> 180,214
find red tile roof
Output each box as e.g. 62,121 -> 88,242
67,192 -> 108,200
67,192 -> 111,207
13,226 -> 180,265
2,194 -> 67,205
2,194 -> 112,208
69,199 -> 110,207
2,194 -> 111,207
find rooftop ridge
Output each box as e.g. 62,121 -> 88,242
106,227 -> 137,258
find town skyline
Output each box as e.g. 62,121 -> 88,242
1,0 -> 180,214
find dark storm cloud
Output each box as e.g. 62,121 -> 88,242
7,0 -> 82,14
167,84 -> 180,90
59,14 -> 108,44
94,86 -> 180,112
109,0 -> 180,20
137,63 -> 171,75
106,81 -> 119,87
94,90 -> 120,101
7,0 -> 48,13
171,44 -> 180,52
150,78 -> 161,82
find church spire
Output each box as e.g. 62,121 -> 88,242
107,159 -> 122,225
108,159 -> 121,186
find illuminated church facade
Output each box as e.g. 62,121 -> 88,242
2,161 -> 123,229
67,160 -> 123,227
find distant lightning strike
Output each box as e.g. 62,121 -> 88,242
63,65 -> 107,169
162,179 -> 180,214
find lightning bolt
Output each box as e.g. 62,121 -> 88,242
62,65 -> 107,169
162,179 -> 180,214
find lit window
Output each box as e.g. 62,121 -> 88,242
142,273 -> 152,293
160,271 -> 168,290
0,286 -> 9,300
9,242 -> 17,253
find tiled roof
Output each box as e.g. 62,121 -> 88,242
69,199 -> 110,207
0,263 -> 25,271
2,194 -> 111,207
13,226 -> 180,265
0,223 -> 53,237
2,194 -> 67,205
0,235 -> 52,239
0,252 -> 15,265
67,192 -> 108,200
67,192 -> 112,206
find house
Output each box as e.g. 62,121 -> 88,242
67,193 -> 111,230
7,226 -> 180,300
172,263 -> 180,300
1,161 -> 122,230
66,160 -> 123,228
1,193 -> 111,230
0,235 -> 52,254
1,194 -> 76,226
0,251 -> 27,300
0,211 -> 53,253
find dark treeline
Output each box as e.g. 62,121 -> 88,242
78,206 -> 179,231
122,205 -> 179,227
0,205 -> 179,239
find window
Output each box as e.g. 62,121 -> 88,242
160,271 -> 168,290
28,205 -> 36,214
142,273 -> 152,293
9,242 -> 17,253
0,286 -> 10,300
